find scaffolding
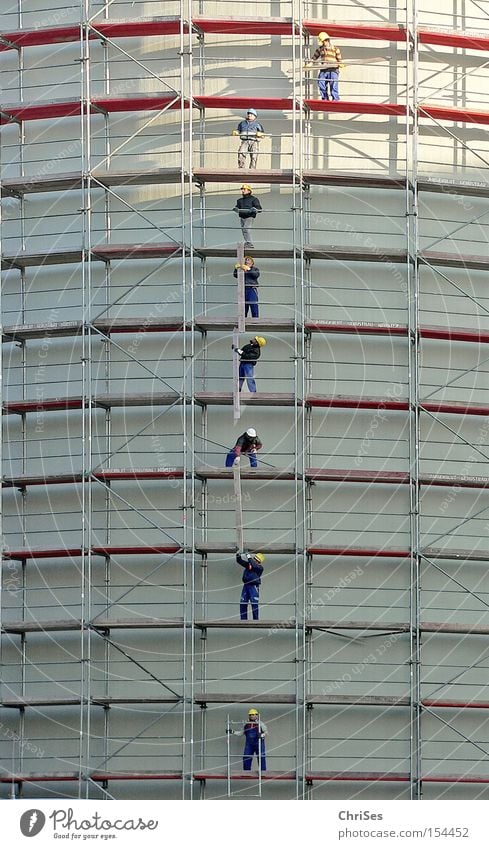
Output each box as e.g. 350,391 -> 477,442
2,0 -> 489,801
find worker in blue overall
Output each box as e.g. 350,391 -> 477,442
236,550 -> 264,620
230,708 -> 268,771
233,256 -> 261,318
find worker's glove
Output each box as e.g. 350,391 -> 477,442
235,262 -> 242,269
239,550 -> 249,559
249,447 -> 257,454
259,733 -> 265,739
226,728 -> 233,734
233,456 -> 240,466
256,131 -> 264,138
236,348 -> 243,356
233,206 -> 239,213
339,63 -> 345,69
232,130 -> 239,136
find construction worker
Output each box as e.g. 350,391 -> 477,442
308,32 -> 343,101
236,551 -> 265,621
233,184 -> 262,249
232,335 -> 266,393
233,256 -> 261,318
225,428 -> 262,468
229,708 -> 268,770
232,108 -> 265,169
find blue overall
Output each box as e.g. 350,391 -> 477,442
240,583 -> 259,620
318,69 -> 340,101
243,722 -> 267,771
245,285 -> 259,318
226,449 -> 257,468
239,361 -> 256,392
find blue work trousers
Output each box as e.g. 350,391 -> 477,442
245,286 -> 259,318
239,361 -> 256,392
243,737 -> 266,771
240,583 -> 260,620
225,450 -> 257,468
318,69 -> 340,101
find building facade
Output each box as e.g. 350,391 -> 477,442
1,0 -> 489,800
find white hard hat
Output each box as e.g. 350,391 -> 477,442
246,428 -> 257,437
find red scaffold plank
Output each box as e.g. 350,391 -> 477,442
423,774 -> 489,784
305,395 -> 409,411
418,28 -> 489,51
193,17 -> 298,35
91,771 -> 183,781
0,95 -> 184,125
0,773 -> 79,784
422,699 -> 489,709
306,320 -> 408,337
421,325 -> 489,344
422,400 -> 489,417
3,397 -> 83,414
0,25 -> 80,49
92,546 -> 181,556
93,469 -> 184,481
91,243 -> 181,260
193,770 -> 296,781
421,103 -> 489,126
303,20 -> 406,42
305,99 -> 407,117
305,771 -> 410,782
307,546 -> 410,558
194,95 -> 295,111
3,548 -> 83,561
0,20 -> 183,51
306,468 -> 410,484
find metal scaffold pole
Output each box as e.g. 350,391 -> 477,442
407,0 -> 422,801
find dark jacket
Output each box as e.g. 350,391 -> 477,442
233,432 -> 263,455
233,265 -> 260,287
239,341 -> 261,364
236,553 -> 264,585
233,194 -> 262,219
236,119 -> 265,140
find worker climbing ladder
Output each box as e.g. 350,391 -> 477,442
225,714 -> 263,798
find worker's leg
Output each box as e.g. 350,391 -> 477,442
245,286 -> 259,318
259,738 -> 267,771
240,584 -> 250,620
318,71 -> 328,100
330,70 -> 340,101
238,140 -> 247,168
238,362 -> 245,391
249,139 -> 259,168
249,584 -> 259,620
240,362 -> 256,392
248,451 -> 258,468
225,450 -> 237,467
241,217 -> 253,247
243,738 -> 254,770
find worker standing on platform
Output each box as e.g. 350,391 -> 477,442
232,108 -> 265,169
236,551 -> 265,621
233,184 -> 262,249
225,428 -> 262,468
233,256 -> 261,318
307,32 -> 343,101
232,335 -> 267,393
229,708 -> 268,770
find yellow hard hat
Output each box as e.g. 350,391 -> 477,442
254,553 -> 265,564
248,708 -> 259,715
318,31 -> 330,41
254,336 -> 267,347
241,184 -> 252,192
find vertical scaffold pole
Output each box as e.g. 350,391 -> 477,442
233,464 -> 244,554
407,0 -> 422,801
233,243 -> 245,423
